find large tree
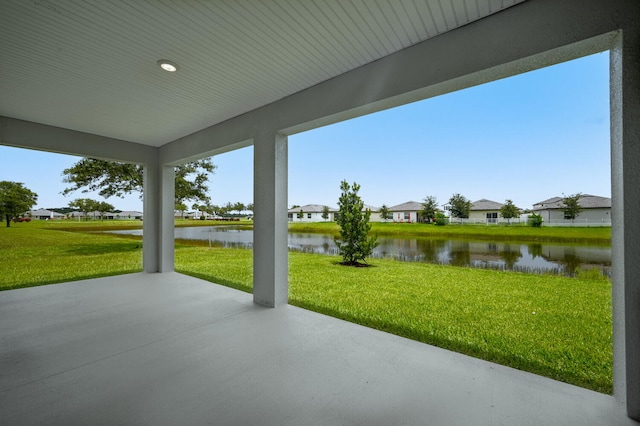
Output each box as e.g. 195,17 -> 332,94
334,180 -> 378,266
448,193 -> 471,219
0,181 -> 38,227
62,158 -> 216,205
500,199 -> 520,225
421,195 -> 438,223
562,193 -> 583,222
69,198 -> 99,220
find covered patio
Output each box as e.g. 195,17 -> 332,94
0,272 -> 633,425
1,0 -> 639,423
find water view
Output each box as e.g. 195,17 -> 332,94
112,225 -> 611,276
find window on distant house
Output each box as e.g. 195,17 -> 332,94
308,213 -> 312,219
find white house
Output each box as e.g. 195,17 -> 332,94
532,195 -> 611,225
288,204 -> 334,222
27,209 -> 64,220
469,199 -> 504,224
388,201 -> 423,223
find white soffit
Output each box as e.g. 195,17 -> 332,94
0,0 -> 525,147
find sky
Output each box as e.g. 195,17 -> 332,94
0,52 -> 610,212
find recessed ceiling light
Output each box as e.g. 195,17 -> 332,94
157,59 -> 179,72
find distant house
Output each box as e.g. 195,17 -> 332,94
116,211 -> 144,220
27,209 -> 64,220
532,195 -> 611,225
288,204 -> 335,222
469,199 -> 504,224
388,201 -> 423,223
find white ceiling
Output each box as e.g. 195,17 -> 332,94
0,0 -> 525,147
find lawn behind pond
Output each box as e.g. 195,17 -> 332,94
0,221 -> 612,394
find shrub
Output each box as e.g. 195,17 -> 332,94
435,212 -> 448,226
528,213 -> 543,227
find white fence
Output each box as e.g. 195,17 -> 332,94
447,217 -> 611,227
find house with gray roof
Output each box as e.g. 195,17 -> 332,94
27,209 -> 64,220
469,199 -> 504,224
388,201 -> 423,223
288,204 -> 335,222
532,195 -> 611,225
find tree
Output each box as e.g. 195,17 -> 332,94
321,205 -> 330,221
448,193 -> 471,219
421,196 -> 438,223
0,181 -> 38,227
233,202 -> 246,215
175,202 -> 188,219
297,209 -> 304,220
379,204 -> 391,222
246,202 -> 254,213
95,201 -> 115,221
562,193 -> 583,222
334,180 -> 379,266
500,199 -> 520,225
62,158 -> 216,205
69,198 -> 98,221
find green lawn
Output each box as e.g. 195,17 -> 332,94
289,221 -> 612,244
0,223 -> 143,290
176,245 -> 612,394
0,221 -> 613,394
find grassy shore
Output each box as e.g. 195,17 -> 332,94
1,221 -> 613,393
289,221 -> 612,244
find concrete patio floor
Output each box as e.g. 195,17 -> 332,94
0,272 -> 635,425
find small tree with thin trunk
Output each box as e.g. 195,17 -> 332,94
0,181 -> 38,227
379,204 -> 392,222
562,193 -> 583,222
448,193 -> 471,219
421,196 -> 438,223
321,205 -> 330,221
500,199 -> 520,225
334,180 -> 378,266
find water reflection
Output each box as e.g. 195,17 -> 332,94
110,226 -> 611,276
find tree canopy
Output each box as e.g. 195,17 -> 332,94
379,204 -> 391,222
500,199 -> 520,224
334,180 -> 378,266
447,193 -> 471,219
562,193 -> 583,221
62,158 -> 216,205
0,181 -> 38,227
421,196 -> 438,223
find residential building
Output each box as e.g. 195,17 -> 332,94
388,201 -> 423,223
26,209 -> 64,220
469,199 -> 504,224
288,204 -> 334,222
532,195 -> 611,225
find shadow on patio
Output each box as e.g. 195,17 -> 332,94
0,273 -> 634,425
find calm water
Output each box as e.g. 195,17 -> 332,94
112,225 -> 611,276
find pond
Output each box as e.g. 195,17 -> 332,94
111,226 -> 611,276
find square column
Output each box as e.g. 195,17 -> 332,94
611,30 -> 640,420
253,131 -> 288,307
142,160 -> 175,273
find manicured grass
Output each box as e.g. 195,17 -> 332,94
0,223 -> 142,290
289,221 -> 612,244
1,222 -> 613,394
176,246 -> 612,394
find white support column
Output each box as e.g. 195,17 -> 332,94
611,29 -> 640,420
142,160 -> 175,273
253,131 -> 288,307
